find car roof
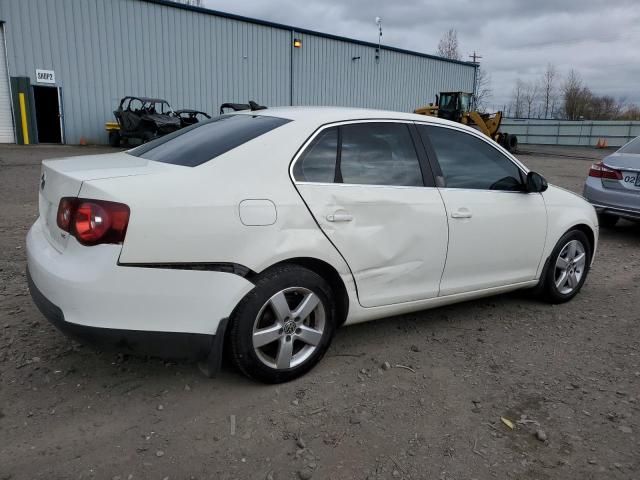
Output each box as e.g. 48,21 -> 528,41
239,106 -> 469,130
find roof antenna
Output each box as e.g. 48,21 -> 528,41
375,16 -> 382,63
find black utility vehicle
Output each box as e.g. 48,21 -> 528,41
174,109 -> 211,128
107,96 -> 181,146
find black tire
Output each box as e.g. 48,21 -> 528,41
500,133 -> 510,150
538,229 -> 592,303
108,130 -> 120,147
228,264 -> 336,383
598,213 -> 618,228
508,134 -> 518,152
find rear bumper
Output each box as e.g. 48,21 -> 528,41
27,267 -> 219,360
26,217 -> 255,363
26,218 -> 253,334
583,178 -> 640,220
591,203 -> 640,221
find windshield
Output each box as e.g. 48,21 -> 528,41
459,94 -> 471,113
128,114 -> 291,166
145,101 -> 172,114
440,94 -> 456,111
618,136 -> 640,155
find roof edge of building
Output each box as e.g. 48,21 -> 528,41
140,0 -> 477,68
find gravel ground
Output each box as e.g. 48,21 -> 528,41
0,144 -> 638,480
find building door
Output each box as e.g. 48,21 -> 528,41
0,25 -> 15,143
33,86 -> 62,143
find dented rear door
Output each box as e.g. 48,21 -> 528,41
293,121 -> 448,308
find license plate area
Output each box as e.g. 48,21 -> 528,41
621,172 -> 640,189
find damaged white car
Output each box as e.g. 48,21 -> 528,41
27,107 -> 598,383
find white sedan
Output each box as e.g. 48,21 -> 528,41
26,107 -> 598,383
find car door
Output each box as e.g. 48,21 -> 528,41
416,123 -> 547,296
292,121 -> 449,308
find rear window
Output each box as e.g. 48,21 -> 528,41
128,114 -> 291,166
619,136 -> 640,155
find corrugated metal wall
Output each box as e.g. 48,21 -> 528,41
0,0 -> 475,144
502,118 -> 640,147
0,24 -> 15,143
292,33 -> 475,111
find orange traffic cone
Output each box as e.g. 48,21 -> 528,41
602,138 -> 608,148
596,138 -> 603,148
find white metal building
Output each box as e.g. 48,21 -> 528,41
0,0 -> 476,145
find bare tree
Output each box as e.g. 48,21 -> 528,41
510,79 -> 526,118
619,104 -> 640,120
541,63 -> 558,119
523,81 -> 539,118
588,95 -> 622,120
508,66 -> 640,120
562,70 -> 592,120
436,29 -> 461,60
473,67 -> 492,112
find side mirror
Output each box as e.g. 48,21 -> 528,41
526,171 -> 548,193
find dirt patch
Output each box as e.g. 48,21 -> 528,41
1,145 -> 639,479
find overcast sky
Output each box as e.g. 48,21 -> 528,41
202,0 -> 640,109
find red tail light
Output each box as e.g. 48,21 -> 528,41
56,198 -> 130,246
588,161 -> 622,180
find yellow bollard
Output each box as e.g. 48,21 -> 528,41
18,92 -> 30,145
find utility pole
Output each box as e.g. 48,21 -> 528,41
375,17 -> 382,63
469,51 -> 482,110
469,51 -> 482,64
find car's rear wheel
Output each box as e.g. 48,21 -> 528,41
539,230 -> 591,303
228,265 -> 335,383
598,213 -> 618,228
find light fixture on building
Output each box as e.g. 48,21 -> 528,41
293,38 -> 302,48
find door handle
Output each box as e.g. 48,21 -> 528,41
326,212 -> 353,222
451,208 -> 472,219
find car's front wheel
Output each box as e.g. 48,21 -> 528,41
228,265 -> 336,383
539,230 -> 591,303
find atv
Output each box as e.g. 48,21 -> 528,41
107,96 -> 181,147
173,109 -> 211,128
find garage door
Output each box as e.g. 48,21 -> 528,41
0,25 -> 15,143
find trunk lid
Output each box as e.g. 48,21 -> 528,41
38,151 -> 175,252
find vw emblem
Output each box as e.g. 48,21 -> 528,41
283,321 -> 297,335
40,173 -> 46,191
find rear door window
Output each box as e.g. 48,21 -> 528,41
339,123 -> 423,187
128,114 -> 291,167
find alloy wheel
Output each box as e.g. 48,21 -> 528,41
554,239 -> 586,295
252,287 -> 326,370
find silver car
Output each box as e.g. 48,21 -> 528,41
584,136 -> 640,226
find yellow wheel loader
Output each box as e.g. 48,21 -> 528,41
414,92 -> 518,152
